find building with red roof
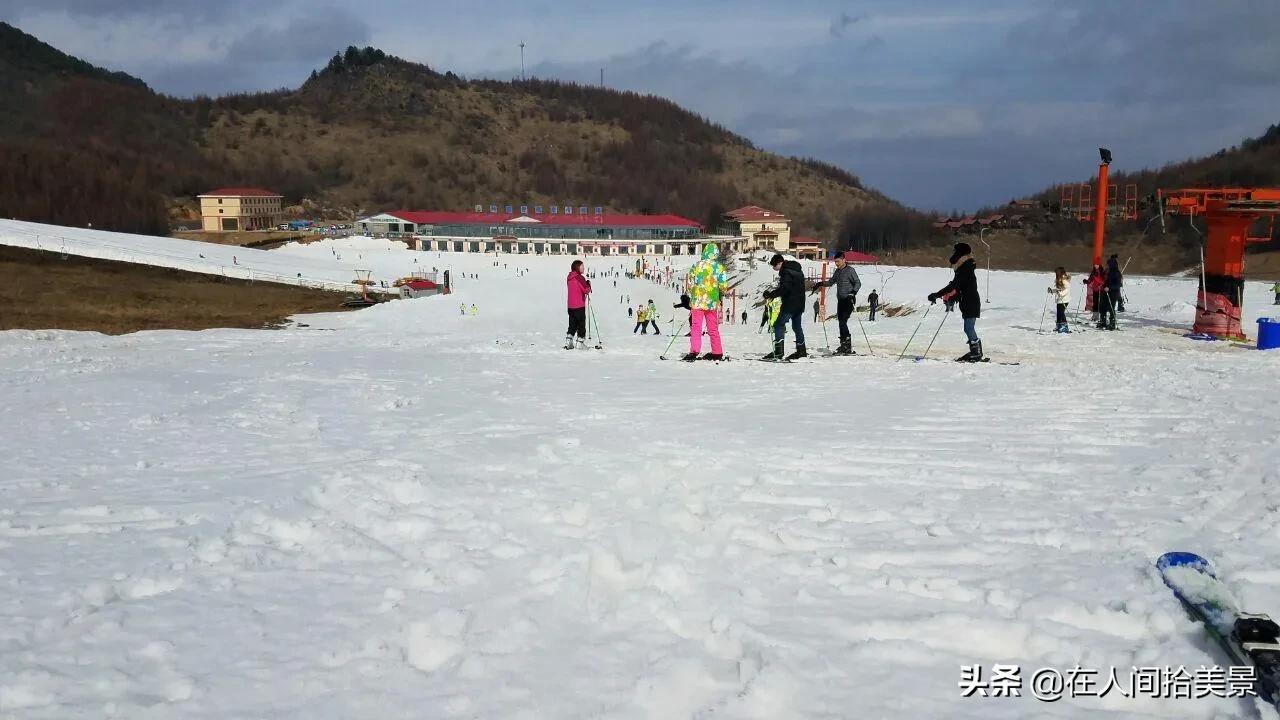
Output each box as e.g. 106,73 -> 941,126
198,187 -> 283,232
357,207 -> 745,256
839,250 -> 879,264
789,235 -> 823,259
723,205 -> 792,252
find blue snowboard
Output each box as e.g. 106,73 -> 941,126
1156,551 -> 1280,708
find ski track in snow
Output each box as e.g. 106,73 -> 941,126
2,228 -> 1280,718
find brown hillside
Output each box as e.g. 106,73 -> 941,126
0,27 -> 890,238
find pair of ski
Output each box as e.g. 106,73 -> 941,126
1157,552 -> 1280,709
909,355 -> 1021,366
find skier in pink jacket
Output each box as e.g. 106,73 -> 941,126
565,260 -> 592,349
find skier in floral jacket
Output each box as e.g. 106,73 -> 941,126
681,244 -> 728,361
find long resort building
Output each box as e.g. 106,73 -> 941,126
356,209 -> 748,256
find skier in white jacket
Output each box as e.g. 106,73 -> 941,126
1048,267 -> 1071,333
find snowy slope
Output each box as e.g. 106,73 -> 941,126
0,219 -> 408,293
3,234 -> 1280,719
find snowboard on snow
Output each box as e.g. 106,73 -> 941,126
1156,551 -> 1280,708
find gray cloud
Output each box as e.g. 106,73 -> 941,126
829,12 -> 863,38
225,6 -> 370,65
0,0 -> 249,20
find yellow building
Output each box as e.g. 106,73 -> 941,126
725,205 -> 791,252
198,187 -> 283,232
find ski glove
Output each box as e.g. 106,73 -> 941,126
927,293 -> 938,303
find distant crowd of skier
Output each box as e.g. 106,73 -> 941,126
561,239 -> 1182,361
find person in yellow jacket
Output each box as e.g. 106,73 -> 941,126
633,305 -> 649,334
1273,280 -> 1280,305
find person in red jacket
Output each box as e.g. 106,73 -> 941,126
565,260 -> 592,349
1086,265 -> 1106,326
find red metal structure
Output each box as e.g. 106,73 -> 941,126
1160,187 -> 1280,339
1092,162 -> 1109,266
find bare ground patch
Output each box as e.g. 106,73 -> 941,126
0,245 -> 357,334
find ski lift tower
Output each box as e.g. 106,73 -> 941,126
342,268 -> 380,308
1160,187 -> 1280,340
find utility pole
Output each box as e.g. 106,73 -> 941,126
519,42 -> 526,81
600,67 -> 604,87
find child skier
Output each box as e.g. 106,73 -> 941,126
1048,267 -> 1071,333
762,253 -> 808,360
645,300 -> 660,334
681,244 -> 727,361
633,305 -> 648,334
565,260 -> 592,349
927,242 -> 984,361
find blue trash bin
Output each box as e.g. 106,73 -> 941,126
1258,318 -> 1280,350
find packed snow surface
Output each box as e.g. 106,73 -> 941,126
3,228 -> 1280,718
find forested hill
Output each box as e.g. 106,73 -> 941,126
0,24 -> 896,237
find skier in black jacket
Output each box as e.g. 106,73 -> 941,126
927,242 -> 984,361
1105,254 -> 1124,324
762,253 -> 809,359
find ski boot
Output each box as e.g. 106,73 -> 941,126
834,337 -> 854,355
785,343 -> 807,361
956,339 -> 983,362
564,334 -> 576,350
680,352 -> 700,362
700,353 -> 723,361
762,340 -> 785,361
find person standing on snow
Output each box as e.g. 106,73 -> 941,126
645,300 -> 661,334
812,253 -> 862,354
1095,257 -> 1119,331
633,304 -> 648,334
868,290 -> 879,321
1048,267 -> 1071,333
762,253 -> 809,360
1086,265 -> 1106,325
1273,280 -> 1280,305
565,260 -> 592,349
459,303 -> 466,316
470,304 -> 478,315
741,310 -> 748,324
927,242 -> 984,362
681,244 -> 728,361
813,297 -> 821,323
1106,254 -> 1124,320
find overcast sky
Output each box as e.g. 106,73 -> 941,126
4,0 -> 1280,212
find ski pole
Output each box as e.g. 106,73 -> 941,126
589,301 -> 604,348
660,318 -> 688,360
897,305 -> 933,361
853,311 -> 874,356
919,311 -> 950,360
1037,291 -> 1051,334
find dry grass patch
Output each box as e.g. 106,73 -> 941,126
0,245 -> 356,334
